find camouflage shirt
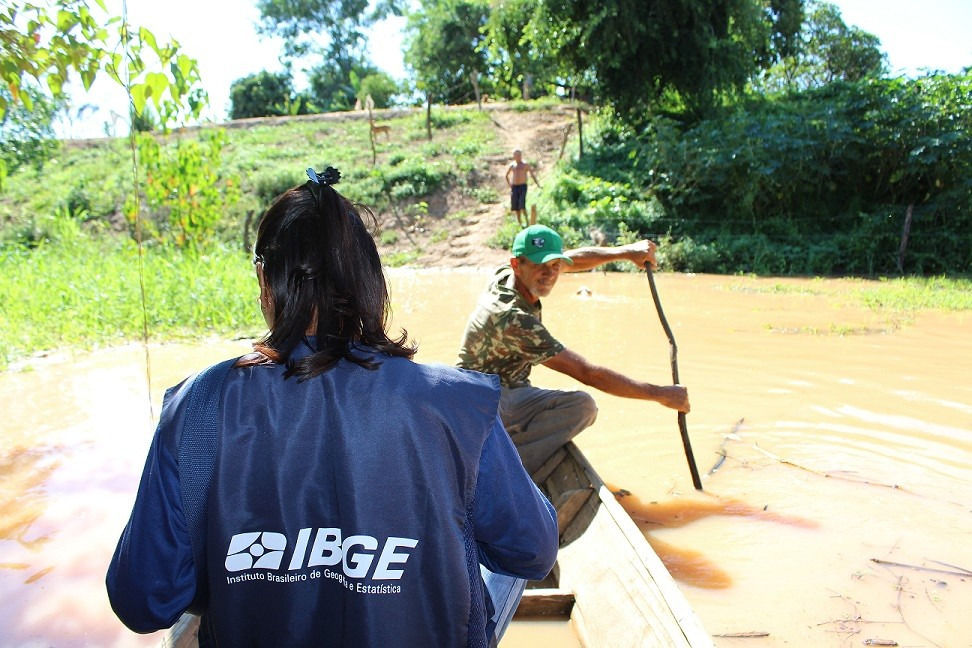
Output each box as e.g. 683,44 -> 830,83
457,266 -> 564,388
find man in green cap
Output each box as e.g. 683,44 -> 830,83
457,224 -> 690,474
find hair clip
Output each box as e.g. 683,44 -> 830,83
306,166 -> 341,186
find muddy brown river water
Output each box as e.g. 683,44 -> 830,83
1,271 -> 969,647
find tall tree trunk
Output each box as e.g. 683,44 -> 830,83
426,93 -> 432,141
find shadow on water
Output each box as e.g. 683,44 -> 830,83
608,485 -> 818,589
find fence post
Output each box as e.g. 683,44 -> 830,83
897,203 -> 914,274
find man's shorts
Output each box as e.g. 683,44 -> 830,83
510,184 -> 527,211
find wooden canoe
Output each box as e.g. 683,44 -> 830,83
162,441 -> 711,647
516,442 -> 712,647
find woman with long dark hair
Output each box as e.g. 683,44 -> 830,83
107,168 -> 558,647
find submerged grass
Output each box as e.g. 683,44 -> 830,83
855,276 -> 972,311
727,275 -> 972,312
0,237 -> 264,369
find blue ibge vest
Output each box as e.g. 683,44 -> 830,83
200,346 -> 508,646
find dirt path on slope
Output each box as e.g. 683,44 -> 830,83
376,107 -> 577,269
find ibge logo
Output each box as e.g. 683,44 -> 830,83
225,528 -> 419,582
225,532 -> 288,571
531,236 -> 546,248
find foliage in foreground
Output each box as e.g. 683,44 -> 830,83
1,0 -> 208,187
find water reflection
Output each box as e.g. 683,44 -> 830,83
0,445 -> 59,553
640,535 -> 733,589
608,487 -> 818,590
612,489 -> 818,530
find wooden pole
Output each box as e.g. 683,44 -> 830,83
645,265 -> 702,490
367,103 -> 376,166
897,203 -> 914,274
558,123 -> 573,161
471,69 -> 482,110
576,108 -> 583,159
426,93 -> 432,141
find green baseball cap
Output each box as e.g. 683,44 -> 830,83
512,225 -> 574,265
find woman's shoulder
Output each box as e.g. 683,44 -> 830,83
382,356 -> 497,390
425,362 -> 499,391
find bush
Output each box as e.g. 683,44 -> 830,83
378,157 -> 449,198
130,130 -> 240,247
358,72 -> 401,108
229,70 -> 300,119
554,71 -> 972,275
540,167 -> 668,247
656,235 -> 722,273
429,110 -> 473,129
252,169 -> 304,208
0,86 -> 59,175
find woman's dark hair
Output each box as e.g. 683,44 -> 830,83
250,179 -> 415,379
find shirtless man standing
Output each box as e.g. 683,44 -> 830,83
505,149 -> 541,227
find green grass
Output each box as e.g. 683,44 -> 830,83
730,275 -> 972,312
0,105 -> 518,368
855,276 -> 972,311
381,248 -> 421,267
0,235 -> 263,369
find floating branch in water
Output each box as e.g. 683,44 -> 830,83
708,418 -> 745,475
752,442 -> 908,491
928,559 -> 972,576
871,558 -> 972,577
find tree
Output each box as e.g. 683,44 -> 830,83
801,1 -> 885,84
0,85 -> 60,174
257,1 -> 405,113
755,0 -> 886,93
404,0 -> 491,105
1,0 -> 206,122
358,71 -> 400,108
532,0 -> 806,118
307,59 -> 387,111
485,0 -> 559,99
230,70 -> 301,119
256,0 -> 402,60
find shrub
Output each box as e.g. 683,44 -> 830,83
429,110 -> 473,129
252,169 -> 304,208
229,70 -> 299,119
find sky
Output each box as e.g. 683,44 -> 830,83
56,0 -> 972,139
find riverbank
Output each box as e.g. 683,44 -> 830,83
2,238 -> 970,372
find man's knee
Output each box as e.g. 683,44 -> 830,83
566,391 -> 598,428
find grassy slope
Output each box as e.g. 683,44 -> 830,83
0,103 -> 563,367
0,107 -> 508,252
